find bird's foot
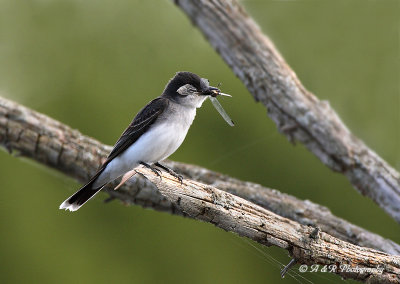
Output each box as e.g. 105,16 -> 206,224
140,162 -> 162,178
155,162 -> 183,184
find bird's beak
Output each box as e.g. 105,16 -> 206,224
203,87 -> 232,98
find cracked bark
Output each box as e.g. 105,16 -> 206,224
1,97 -> 400,283
140,169 -> 400,283
173,0 -> 400,224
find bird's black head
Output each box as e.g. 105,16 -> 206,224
163,72 -> 203,95
162,71 -> 222,108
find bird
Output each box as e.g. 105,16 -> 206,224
59,71 -> 232,212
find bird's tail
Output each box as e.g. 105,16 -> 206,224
59,178 -> 105,212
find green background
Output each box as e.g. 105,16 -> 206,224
0,0 -> 398,283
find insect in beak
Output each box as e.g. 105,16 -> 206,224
205,86 -> 234,126
207,87 -> 232,98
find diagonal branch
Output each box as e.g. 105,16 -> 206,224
139,168 -> 400,283
174,0 -> 400,223
1,96 -> 400,283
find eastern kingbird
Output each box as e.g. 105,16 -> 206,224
60,71 -> 233,211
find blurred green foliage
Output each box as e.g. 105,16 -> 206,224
0,0 -> 398,283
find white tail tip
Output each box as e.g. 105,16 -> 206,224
59,200 -> 81,212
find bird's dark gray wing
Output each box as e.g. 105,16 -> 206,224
105,97 -> 169,164
60,97 -> 169,209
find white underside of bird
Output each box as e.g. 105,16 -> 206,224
93,105 -> 197,187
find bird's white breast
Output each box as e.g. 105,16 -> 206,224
132,105 -> 196,163
94,103 -> 197,187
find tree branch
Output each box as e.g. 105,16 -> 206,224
140,168 -> 400,283
1,97 -> 400,282
174,0 -> 400,223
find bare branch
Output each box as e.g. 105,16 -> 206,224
174,0 -> 400,223
139,168 -> 400,283
1,96 -> 400,282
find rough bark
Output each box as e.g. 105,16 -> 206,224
174,0 -> 400,224
1,97 -> 400,283
140,168 -> 400,283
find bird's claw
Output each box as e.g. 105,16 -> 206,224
140,162 -> 162,178
155,162 -> 184,184
150,167 -> 162,177
170,171 -> 183,184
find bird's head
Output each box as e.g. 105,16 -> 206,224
163,71 -> 230,108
